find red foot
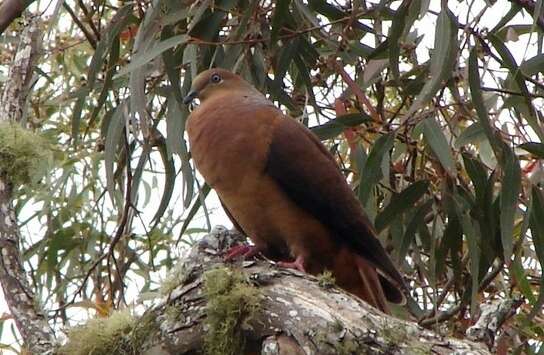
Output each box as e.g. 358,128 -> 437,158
224,244 -> 260,261
277,255 -> 306,273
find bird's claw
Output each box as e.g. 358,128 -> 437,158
224,244 -> 260,261
277,256 -> 307,273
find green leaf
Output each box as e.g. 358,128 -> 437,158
455,123 -> 485,148
271,0 -> 292,43
311,113 -> 372,140
388,0 -> 411,81
166,74 -> 194,208
422,117 -> 456,176
308,0 -> 373,33
105,103 -> 127,204
130,145 -> 151,205
530,186 -> 544,270
70,88 -> 89,144
490,3 -> 522,33
166,91 -> 187,159
488,33 -> 544,141
358,133 -> 395,205
495,24 -> 543,41
88,36 -> 120,135
375,180 -> 429,232
510,256 -> 536,304
274,39 -> 299,85
454,196 -> 480,317
500,148 -> 521,261
88,4 -> 134,87
405,9 -> 457,118
398,199 -> 433,263
519,142 -> 544,158
115,35 -> 189,78
468,48 -> 502,157
178,183 -> 211,243
152,141 -> 176,225
520,53 -> 544,76
462,152 -> 488,203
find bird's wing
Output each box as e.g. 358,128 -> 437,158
265,114 -> 406,292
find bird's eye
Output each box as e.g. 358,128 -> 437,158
210,73 -> 222,83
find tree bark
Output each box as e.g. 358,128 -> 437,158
133,227 -> 490,355
0,15 -> 55,354
0,0 -> 31,35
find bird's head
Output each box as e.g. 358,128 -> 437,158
182,68 -> 256,106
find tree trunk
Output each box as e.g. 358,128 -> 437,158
0,14 -> 55,354
107,227 -> 490,355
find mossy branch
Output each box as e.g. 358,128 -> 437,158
59,227 -> 491,355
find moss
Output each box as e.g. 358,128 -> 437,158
203,267 -> 261,355
58,310 -> 157,355
163,304 -> 182,323
311,320 -> 367,355
0,122 -> 52,187
317,270 -> 336,289
160,263 -> 188,295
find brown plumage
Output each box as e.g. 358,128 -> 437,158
183,68 -> 406,313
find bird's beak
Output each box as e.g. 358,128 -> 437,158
183,90 -> 198,105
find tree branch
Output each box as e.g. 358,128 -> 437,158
60,227 -> 492,354
0,16 -> 55,354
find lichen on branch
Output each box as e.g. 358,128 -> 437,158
203,267 -> 261,355
0,121 -> 52,187
57,310 -> 157,355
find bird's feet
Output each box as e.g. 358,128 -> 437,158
224,244 -> 261,261
277,255 -> 307,273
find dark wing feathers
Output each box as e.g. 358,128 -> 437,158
265,116 -> 406,292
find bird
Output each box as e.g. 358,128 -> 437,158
183,68 -> 406,312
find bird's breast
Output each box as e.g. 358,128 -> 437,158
186,99 -> 277,191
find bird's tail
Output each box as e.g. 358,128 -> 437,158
333,248 -> 404,314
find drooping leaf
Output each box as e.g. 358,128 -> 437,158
455,123 -> 485,148
388,0 -> 411,81
152,140 -> 176,226
462,152 -> 488,203
530,186 -> 544,270
271,0 -> 292,43
311,113 -> 372,140
358,133 -> 395,205
520,53 -> 544,76
519,142 -> 544,158
500,148 -> 521,261
405,9 -> 457,118
422,117 -> 456,176
454,195 -> 481,317
468,47 -> 502,157
178,183 -> 211,243
375,180 -> 429,232
490,3 -> 522,33
105,103 -> 127,204
398,199 -> 433,263
488,33 -> 544,141
115,35 -> 189,78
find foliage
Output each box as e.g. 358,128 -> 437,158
203,267 -> 261,355
0,0 -> 543,352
